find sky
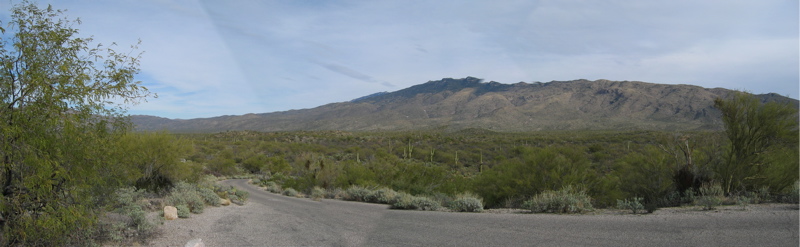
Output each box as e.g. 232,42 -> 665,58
2,0 -> 798,119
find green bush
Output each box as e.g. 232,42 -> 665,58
391,192 -> 415,209
326,187 -> 345,199
523,185 -> 593,214
198,187 -> 221,207
366,187 -> 399,204
235,189 -> 250,202
166,182 -> 206,214
262,180 -> 277,188
411,196 -> 441,211
449,192 -> 484,212
756,186 -> 772,203
784,180 -> 800,203
311,186 -> 326,201
283,188 -> 299,197
696,183 -> 724,210
176,205 -> 191,218
473,146 -> 603,208
734,195 -> 752,210
431,192 -> 454,208
266,182 -> 283,194
345,185 -> 372,202
97,187 -> 159,244
214,185 -> 249,205
391,193 -> 441,211
617,197 -> 644,214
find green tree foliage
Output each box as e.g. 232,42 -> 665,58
713,92 -> 799,193
241,153 -> 267,174
115,132 -> 195,192
473,146 -> 602,208
0,2 -> 151,245
614,146 -> 675,204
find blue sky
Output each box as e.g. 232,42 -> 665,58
3,0 -> 798,119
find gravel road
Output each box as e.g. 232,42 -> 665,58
149,179 -> 799,246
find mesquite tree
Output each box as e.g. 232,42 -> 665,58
713,92 -> 798,194
0,2 -> 151,245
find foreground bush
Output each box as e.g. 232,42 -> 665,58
198,186 -> 222,207
448,192 -> 484,212
344,185 -> 373,202
391,193 -> 441,210
366,187 -> 400,204
283,188 -> 299,197
311,186 -> 326,201
781,180 -> 799,204
96,187 -> 160,244
215,185 -> 249,205
696,183 -> 724,210
617,197 -> 644,214
523,186 -> 593,214
264,181 -> 283,194
176,205 -> 191,218
166,182 -> 208,214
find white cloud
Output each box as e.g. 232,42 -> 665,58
3,0 -> 795,118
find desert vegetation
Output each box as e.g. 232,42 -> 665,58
191,90 -> 797,214
1,1 -> 798,246
0,2 -> 245,245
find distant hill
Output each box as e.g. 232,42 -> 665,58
131,77 -> 799,133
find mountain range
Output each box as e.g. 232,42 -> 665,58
131,77 -> 798,133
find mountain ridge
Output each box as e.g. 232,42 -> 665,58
131,77 -> 798,133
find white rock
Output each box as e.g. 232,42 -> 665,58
164,206 -> 178,220
185,238 -> 204,247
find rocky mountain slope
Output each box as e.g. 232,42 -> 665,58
131,77 -> 798,133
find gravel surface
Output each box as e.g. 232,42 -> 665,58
148,180 -> 799,247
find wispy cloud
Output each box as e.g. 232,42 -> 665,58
7,0 -> 796,118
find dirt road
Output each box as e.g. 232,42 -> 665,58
149,179 -> 799,246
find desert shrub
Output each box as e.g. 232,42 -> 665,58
431,192 -> 454,208
473,146 -> 603,208
523,185 -> 593,214
266,182 -> 283,194
231,188 -> 250,205
166,182 -> 206,214
617,197 -> 644,214
97,187 -> 159,244
391,192 -> 415,209
742,186 -> 773,204
366,187 -> 399,204
345,185 -> 372,202
235,188 -> 249,199
696,183 -> 724,210
734,195 -> 752,210
198,187 -> 221,207
176,205 -> 191,218
684,188 -> 697,205
311,187 -> 326,201
326,187 -> 346,199
391,193 -> 441,211
283,188 -> 299,197
614,146 -> 676,208
783,180 -> 800,203
214,185 -> 249,205
262,180 -> 277,188
449,192 -> 484,212
411,196 -> 441,211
